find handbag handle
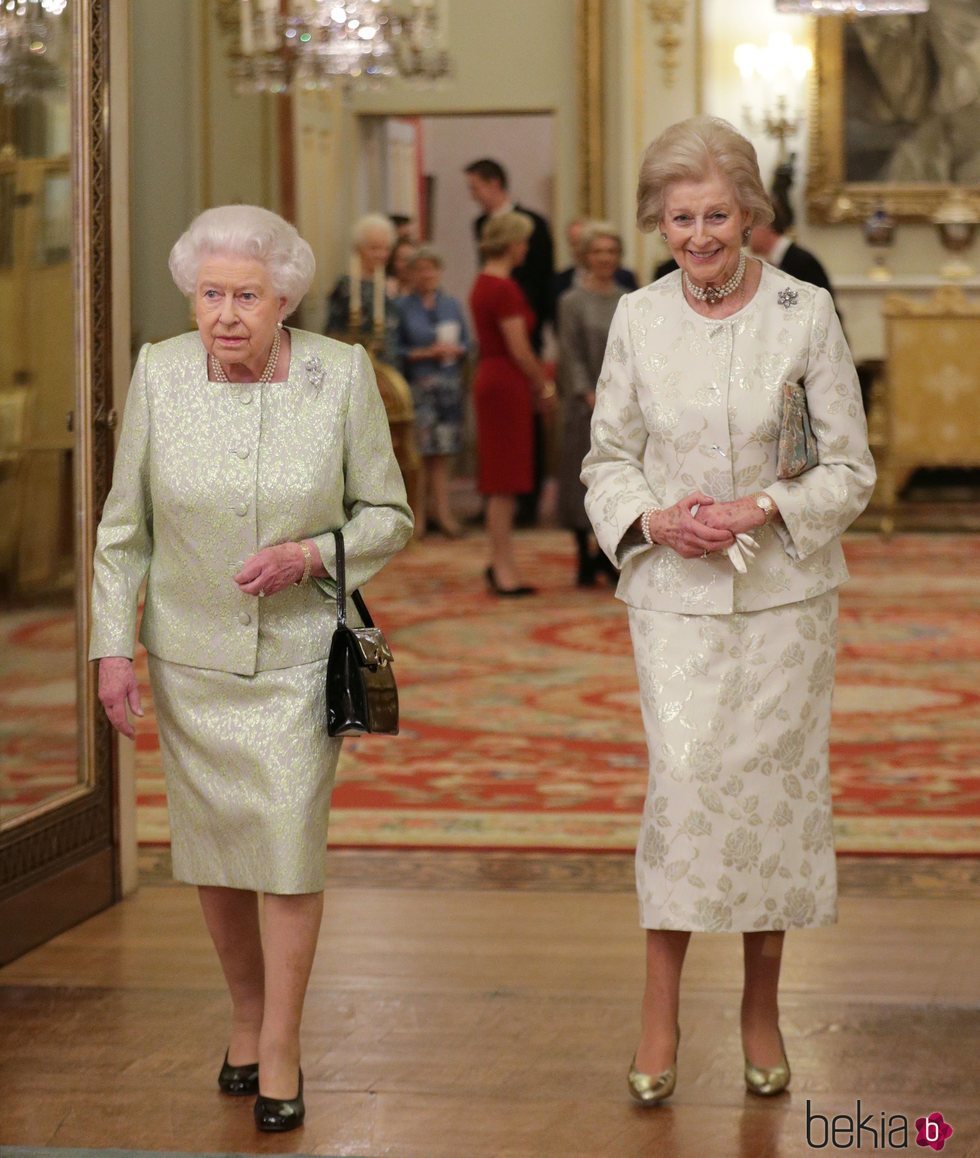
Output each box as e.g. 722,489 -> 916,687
331,529 -> 374,629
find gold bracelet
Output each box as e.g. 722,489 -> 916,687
294,540 -> 313,586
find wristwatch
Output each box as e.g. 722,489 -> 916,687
754,492 -> 777,525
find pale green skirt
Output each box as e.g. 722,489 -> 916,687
148,655 -> 341,894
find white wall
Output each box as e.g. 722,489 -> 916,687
129,0 -> 278,348
418,113 -> 556,308
328,0 -> 578,292
700,0 -> 953,278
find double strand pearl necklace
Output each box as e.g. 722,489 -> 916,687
210,326 -> 281,385
684,252 -> 746,305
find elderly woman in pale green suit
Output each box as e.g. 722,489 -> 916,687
90,205 -> 412,1133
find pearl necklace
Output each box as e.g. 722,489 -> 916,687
210,327 -> 281,385
684,252 -> 746,305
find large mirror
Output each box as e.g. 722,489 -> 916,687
0,0 -> 116,964
0,1 -> 80,826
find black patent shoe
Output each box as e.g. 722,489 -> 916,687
484,566 -> 537,597
217,1050 -> 259,1096
254,1069 -> 305,1132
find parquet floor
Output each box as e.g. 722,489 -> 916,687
1,852 -> 978,1158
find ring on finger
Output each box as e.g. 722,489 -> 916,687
258,589 -> 266,598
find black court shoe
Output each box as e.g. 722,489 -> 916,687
254,1069 -> 305,1132
217,1051 -> 259,1096
484,566 -> 537,597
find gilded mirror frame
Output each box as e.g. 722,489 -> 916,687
807,13 -> 980,224
0,0 -> 116,890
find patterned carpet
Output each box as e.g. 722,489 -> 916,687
125,530 -> 979,856
0,605 -> 78,823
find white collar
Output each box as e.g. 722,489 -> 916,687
768,235 -> 793,266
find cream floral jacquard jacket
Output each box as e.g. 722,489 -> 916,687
582,265 -> 876,614
89,329 -> 413,675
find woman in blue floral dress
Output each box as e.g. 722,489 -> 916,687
396,247 -> 470,537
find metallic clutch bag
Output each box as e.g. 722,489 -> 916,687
325,529 -> 399,737
777,380 -> 819,480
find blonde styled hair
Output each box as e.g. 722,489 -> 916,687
169,204 -> 315,313
636,116 -> 774,234
479,211 -> 534,260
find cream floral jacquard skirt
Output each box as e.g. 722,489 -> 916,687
149,655 -> 342,895
628,591 -> 839,932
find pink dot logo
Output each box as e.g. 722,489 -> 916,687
915,1112 -> 954,1151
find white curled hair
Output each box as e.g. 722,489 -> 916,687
169,204 -> 316,314
352,213 -> 397,248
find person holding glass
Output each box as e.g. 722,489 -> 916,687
396,246 -> 470,538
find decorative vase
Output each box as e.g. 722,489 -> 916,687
863,205 -> 895,282
932,191 -> 978,281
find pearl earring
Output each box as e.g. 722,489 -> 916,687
661,232 -> 668,241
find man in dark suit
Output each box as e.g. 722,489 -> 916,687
749,214 -> 835,298
554,217 -> 638,302
464,158 -> 555,353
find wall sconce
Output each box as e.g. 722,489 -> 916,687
647,0 -> 688,88
733,31 -> 813,164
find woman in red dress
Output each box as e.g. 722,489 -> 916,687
469,212 -> 556,595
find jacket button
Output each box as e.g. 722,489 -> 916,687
236,503 -> 249,516
240,392 -> 254,405
238,611 -> 251,625
235,446 -> 250,459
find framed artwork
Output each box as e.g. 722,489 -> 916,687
806,1 -> 980,223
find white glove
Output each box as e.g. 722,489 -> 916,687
690,503 -> 759,573
726,532 -> 759,574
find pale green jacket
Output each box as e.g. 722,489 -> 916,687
89,328 -> 413,675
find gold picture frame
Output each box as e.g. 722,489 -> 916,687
806,10 -> 980,224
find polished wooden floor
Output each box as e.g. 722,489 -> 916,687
1,851 -> 979,1158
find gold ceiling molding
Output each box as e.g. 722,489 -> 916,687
646,0 -> 687,88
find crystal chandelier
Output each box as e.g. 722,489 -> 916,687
215,0 -> 451,95
774,1 -> 928,12
0,0 -> 68,104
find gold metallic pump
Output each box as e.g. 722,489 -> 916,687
627,1027 -> 679,1106
744,1030 -> 791,1097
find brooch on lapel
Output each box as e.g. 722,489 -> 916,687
304,355 -> 325,390
777,288 -> 799,310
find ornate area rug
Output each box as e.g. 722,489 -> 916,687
0,606 -> 78,821
127,531 -> 979,857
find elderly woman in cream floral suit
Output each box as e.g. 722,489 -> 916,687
582,118 -> 875,1107
90,205 -> 412,1132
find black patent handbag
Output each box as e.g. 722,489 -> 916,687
325,529 -> 399,737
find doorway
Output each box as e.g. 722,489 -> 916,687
357,112 -> 557,310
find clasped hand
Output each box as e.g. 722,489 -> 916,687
234,542 -> 307,598
659,492 -> 765,559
